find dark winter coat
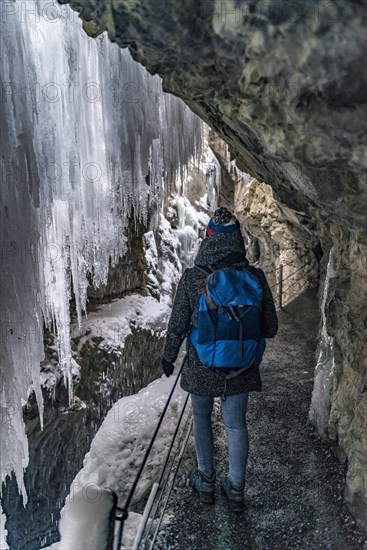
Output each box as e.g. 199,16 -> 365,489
163,232 -> 278,397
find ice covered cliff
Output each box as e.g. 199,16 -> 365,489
0,0 -> 204,523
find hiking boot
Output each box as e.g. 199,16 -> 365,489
220,476 -> 244,513
190,467 -> 216,504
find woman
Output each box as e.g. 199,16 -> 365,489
161,207 -> 278,512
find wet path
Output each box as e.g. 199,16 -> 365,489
156,289 -> 366,549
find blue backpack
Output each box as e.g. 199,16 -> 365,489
189,265 -> 266,378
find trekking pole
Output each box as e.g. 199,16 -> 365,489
115,354 -> 188,549
278,264 -> 283,309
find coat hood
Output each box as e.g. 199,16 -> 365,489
194,233 -> 248,267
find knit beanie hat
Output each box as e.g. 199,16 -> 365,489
206,207 -> 241,237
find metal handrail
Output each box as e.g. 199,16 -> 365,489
148,417 -> 193,550
281,270 -> 316,307
281,265 -> 315,296
114,354 -> 188,549
266,257 -> 317,308
139,398 -> 192,549
263,251 -> 311,275
107,491 -> 118,550
279,261 -> 310,283
269,261 -> 309,291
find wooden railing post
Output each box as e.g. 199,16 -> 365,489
278,264 -> 283,309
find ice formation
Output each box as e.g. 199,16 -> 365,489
0,0 -> 204,512
0,505 -> 8,550
143,139 -> 219,302
171,196 -> 205,270
145,214 -> 183,304
168,136 -> 219,271
309,247 -> 335,435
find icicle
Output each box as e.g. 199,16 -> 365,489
0,0 -> 203,505
205,155 -> 221,213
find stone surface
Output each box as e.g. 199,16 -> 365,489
212,129 -> 367,527
317,223 -> 367,526
236,177 -> 320,305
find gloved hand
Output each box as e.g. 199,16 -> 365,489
162,358 -> 174,377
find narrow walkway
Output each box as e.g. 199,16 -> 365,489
156,289 -> 366,549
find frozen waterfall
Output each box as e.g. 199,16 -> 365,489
0,0 -> 204,514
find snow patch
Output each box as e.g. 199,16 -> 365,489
48,376 -> 188,549
71,294 -> 171,354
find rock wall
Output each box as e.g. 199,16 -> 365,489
235,177 -> 320,306
314,224 -> 367,526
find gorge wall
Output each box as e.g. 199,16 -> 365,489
58,0 -> 367,526
311,222 -> 367,524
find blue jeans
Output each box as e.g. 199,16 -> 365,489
191,393 -> 249,490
